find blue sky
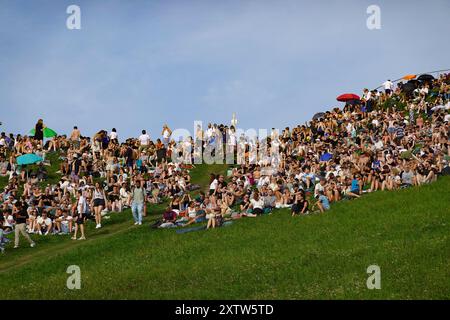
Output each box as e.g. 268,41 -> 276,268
1,0 -> 449,140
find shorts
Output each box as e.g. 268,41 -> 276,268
76,214 -> 87,225
206,213 -> 215,220
93,199 -> 105,207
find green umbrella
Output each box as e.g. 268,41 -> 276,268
29,127 -> 57,138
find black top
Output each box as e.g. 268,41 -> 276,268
15,208 -> 28,224
35,123 -> 44,140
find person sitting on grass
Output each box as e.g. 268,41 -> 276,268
312,190 -> 330,213
239,194 -> 256,218
35,211 -> 53,235
181,203 -> 206,227
263,189 -> 277,212
1,209 -> 14,233
0,220 -> 7,254
218,198 -> 231,216
249,191 -> 265,216
204,196 -> 220,229
0,235 -> 5,254
291,190 -> 309,217
158,207 -> 178,228
107,185 -> 122,213
314,177 -> 327,198
400,163 -> 416,188
55,209 -> 73,235
348,174 -> 362,198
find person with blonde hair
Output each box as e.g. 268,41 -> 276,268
161,124 -> 172,147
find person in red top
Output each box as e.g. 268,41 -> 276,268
158,207 -> 177,228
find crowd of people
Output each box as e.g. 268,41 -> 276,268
1,73 -> 449,253
155,73 -> 450,227
0,120 -> 204,250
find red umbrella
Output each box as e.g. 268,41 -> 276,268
336,93 -> 360,102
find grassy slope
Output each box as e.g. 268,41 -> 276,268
0,161 -> 449,299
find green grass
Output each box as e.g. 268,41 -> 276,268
0,162 -> 449,299
188,163 -> 228,193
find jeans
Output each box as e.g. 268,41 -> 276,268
131,202 -> 144,223
61,223 -> 69,234
159,222 -> 175,228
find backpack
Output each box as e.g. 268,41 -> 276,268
151,220 -> 162,229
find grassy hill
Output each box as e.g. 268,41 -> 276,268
0,160 -> 449,299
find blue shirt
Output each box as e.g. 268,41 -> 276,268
351,179 -> 360,193
319,195 -> 330,210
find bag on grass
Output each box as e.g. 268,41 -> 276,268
151,220 -> 162,229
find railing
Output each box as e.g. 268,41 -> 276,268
373,68 -> 450,91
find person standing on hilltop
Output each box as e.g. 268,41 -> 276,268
34,119 -> 45,144
161,124 -> 172,148
109,128 -> 119,145
382,79 -> 394,96
70,126 -> 81,150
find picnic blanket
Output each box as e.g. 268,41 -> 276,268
176,226 -> 206,234
175,221 -> 233,234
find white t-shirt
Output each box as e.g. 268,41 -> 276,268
206,128 -> 214,139
120,187 -> 129,200
420,87 -> 429,95
37,216 -> 52,226
228,130 -> 237,146
109,132 -> 118,140
209,179 -> 218,191
162,129 -> 171,139
374,140 -> 384,150
250,198 -> 264,210
314,183 -> 325,196
4,215 -> 14,227
383,80 -> 393,90
444,114 -> 450,122
77,196 -> 87,214
187,207 -> 196,218
139,134 -> 150,146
